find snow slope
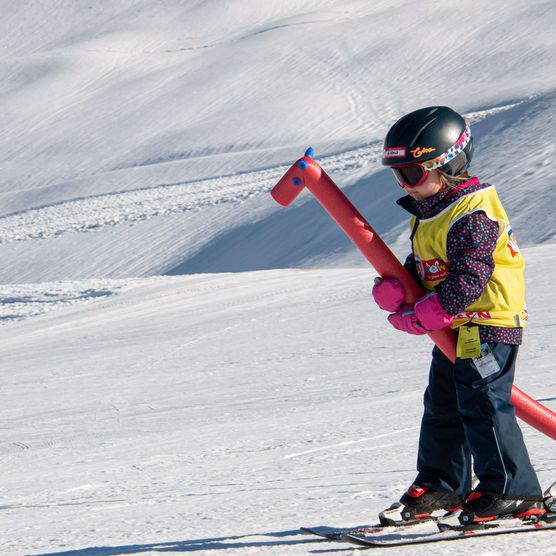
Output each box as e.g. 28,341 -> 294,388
0,1 -> 555,555
1,245 -> 555,555
0,1 -> 555,281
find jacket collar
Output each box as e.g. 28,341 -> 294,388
396,177 -> 481,218
396,195 -> 418,215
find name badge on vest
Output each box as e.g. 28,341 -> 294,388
456,325 -> 481,359
472,343 -> 500,379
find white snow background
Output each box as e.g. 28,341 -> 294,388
0,1 -> 555,554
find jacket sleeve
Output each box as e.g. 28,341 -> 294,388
436,212 -> 499,314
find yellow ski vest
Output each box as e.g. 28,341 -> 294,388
410,185 -> 527,329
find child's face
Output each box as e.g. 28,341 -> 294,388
402,170 -> 443,201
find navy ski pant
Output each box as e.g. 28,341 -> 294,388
414,343 -> 542,499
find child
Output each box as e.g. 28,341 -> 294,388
373,106 -> 544,525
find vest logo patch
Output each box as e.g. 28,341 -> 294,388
416,257 -> 449,282
454,311 -> 493,320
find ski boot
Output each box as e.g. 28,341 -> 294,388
379,484 -> 463,526
459,491 -> 546,525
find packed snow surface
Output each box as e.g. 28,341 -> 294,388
0,1 -> 555,554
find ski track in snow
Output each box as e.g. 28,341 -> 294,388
0,145 -> 381,245
0,102 -> 522,247
0,280 -> 124,323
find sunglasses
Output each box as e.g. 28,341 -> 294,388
392,163 -> 430,188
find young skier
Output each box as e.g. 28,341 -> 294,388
373,106 -> 545,525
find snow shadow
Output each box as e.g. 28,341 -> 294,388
166,167 -> 405,274
166,91 -> 556,275
32,529 -> 331,555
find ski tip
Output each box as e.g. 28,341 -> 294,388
304,147 -> 315,158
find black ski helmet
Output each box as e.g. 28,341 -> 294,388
382,106 -> 474,176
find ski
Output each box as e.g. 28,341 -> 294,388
305,482 -> 556,546
343,517 -> 556,547
300,525 -> 378,541
301,501 -> 459,540
300,519 -> 438,541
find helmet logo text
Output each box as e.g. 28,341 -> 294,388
383,147 -> 406,158
411,147 -> 436,158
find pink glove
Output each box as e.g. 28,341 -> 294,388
388,305 -> 428,335
387,294 -> 453,335
372,277 -> 405,312
415,292 -> 453,330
